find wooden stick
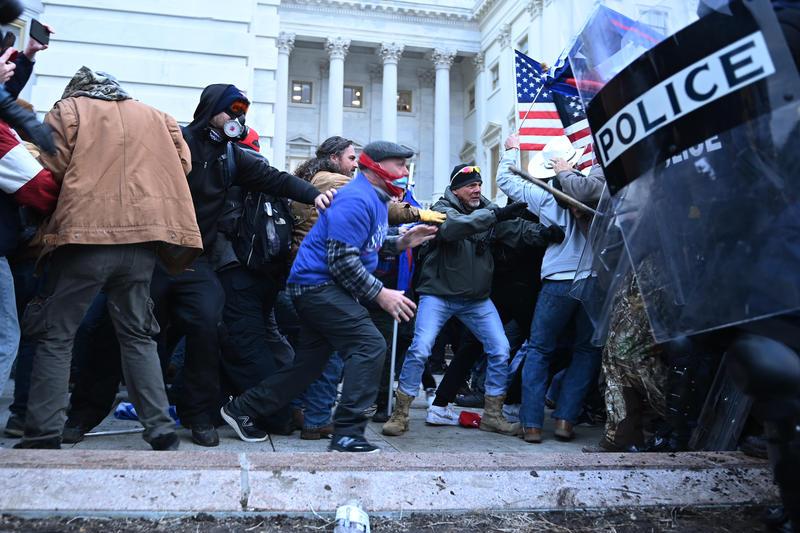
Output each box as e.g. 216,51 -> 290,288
509,165 -> 601,217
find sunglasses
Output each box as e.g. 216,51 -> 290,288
452,166 -> 481,180
228,100 -> 250,117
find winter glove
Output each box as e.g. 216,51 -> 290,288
542,225 -> 565,244
418,209 -> 446,224
0,85 -> 55,154
490,201 -> 528,222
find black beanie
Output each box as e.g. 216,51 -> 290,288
449,164 -> 482,190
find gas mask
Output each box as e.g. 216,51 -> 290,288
223,115 -> 246,139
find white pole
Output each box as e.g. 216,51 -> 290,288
388,319 -> 399,414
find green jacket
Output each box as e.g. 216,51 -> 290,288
415,187 -> 548,300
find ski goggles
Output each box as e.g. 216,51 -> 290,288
227,99 -> 250,117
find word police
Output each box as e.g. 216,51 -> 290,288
595,31 -> 775,166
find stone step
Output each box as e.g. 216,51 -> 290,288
0,450 -> 777,516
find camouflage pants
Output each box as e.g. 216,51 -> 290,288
602,274 -> 667,446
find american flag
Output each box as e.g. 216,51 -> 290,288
515,50 -> 593,170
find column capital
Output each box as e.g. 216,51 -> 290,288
378,42 -> 404,65
473,52 -> 485,73
325,37 -> 350,61
498,23 -> 512,49
431,48 -> 456,70
526,0 -> 543,16
276,32 -> 295,55
417,68 -> 435,88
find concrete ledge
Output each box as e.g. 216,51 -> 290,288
0,450 -> 778,515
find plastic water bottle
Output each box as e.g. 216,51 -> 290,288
333,500 -> 370,533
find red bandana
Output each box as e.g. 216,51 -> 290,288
358,152 -> 405,197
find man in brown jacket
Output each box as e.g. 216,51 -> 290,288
15,67 -> 202,450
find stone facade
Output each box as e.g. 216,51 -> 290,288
14,0 -> 689,203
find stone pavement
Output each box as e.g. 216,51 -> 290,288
0,379 -> 604,453
0,380 -> 779,516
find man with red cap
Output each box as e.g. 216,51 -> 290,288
222,140 -> 437,452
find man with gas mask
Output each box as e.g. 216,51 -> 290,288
152,84 -> 333,447
221,141 -> 437,453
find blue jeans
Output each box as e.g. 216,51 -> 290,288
300,352 -> 344,429
0,257 -> 19,396
520,280 -> 601,429
398,295 -> 510,397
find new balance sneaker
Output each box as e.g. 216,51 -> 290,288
220,401 -> 268,443
425,405 -> 459,426
328,434 -> 380,453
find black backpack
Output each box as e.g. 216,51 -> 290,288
222,142 -> 294,279
233,190 -> 294,278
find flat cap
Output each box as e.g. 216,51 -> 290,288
362,140 -> 414,162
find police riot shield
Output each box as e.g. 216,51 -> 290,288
569,0 -> 800,343
570,184 -> 633,346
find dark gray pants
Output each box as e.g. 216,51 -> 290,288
21,244 -> 174,444
233,284 -> 386,437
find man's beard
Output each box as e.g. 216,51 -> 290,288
331,161 -> 354,178
467,198 -> 480,208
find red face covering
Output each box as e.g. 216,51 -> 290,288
358,152 -> 406,197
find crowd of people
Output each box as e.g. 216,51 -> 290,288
0,10 -> 788,460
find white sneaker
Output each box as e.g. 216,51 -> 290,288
425,388 -> 436,408
502,403 -> 521,423
425,405 -> 460,426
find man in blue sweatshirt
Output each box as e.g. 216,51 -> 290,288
221,141 -> 437,453
497,133 -> 602,444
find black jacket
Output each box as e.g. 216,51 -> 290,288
182,84 -> 319,252
414,187 -> 549,300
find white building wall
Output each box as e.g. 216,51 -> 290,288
14,0 -> 684,201
29,0 -> 281,159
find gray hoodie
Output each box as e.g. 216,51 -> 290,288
496,149 -> 586,280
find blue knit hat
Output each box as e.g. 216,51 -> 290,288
212,85 -> 249,116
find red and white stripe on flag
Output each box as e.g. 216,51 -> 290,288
564,119 -> 594,170
519,104 -> 594,170
518,102 -> 563,152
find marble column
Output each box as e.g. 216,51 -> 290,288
527,1 -> 544,61
378,42 -> 403,142
473,52 -> 488,193
431,48 -> 455,202
274,32 -> 294,170
325,37 -> 350,138
498,24 -> 513,138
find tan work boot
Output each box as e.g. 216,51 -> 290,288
381,391 -> 414,436
479,394 -> 521,435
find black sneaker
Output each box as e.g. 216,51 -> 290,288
454,391 -> 484,408
13,437 -> 61,449
371,409 -> 390,423
190,424 -> 220,447
220,402 -> 267,443
328,434 -> 380,453
4,414 -> 24,438
61,422 -> 88,444
150,432 -> 180,451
